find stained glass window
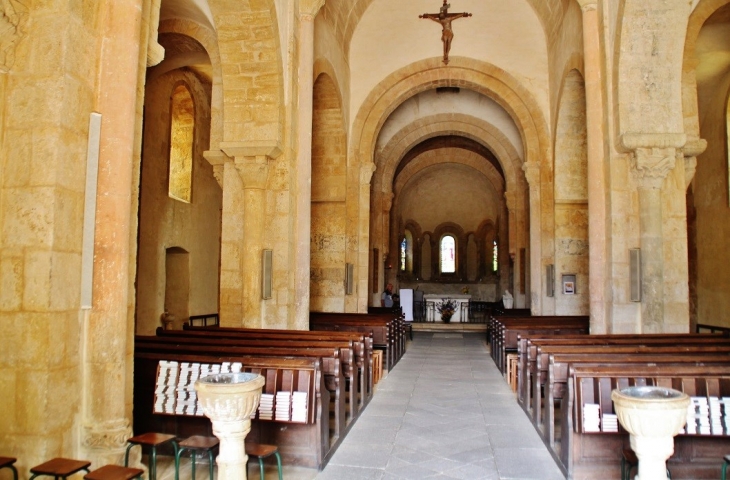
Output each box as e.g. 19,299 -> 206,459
440,235 -> 456,273
400,237 -> 406,271
493,240 -> 498,272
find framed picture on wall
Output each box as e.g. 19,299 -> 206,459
562,274 -> 576,295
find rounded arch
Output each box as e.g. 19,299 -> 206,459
376,113 -> 524,196
207,0 -> 284,145
314,58 -> 348,135
683,0 -> 730,141
158,18 -> 222,149
350,58 -> 550,175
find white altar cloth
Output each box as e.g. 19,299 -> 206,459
423,294 -> 471,322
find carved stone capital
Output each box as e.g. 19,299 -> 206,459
234,156 -> 270,190
300,0 -> 325,18
361,161 -> 376,185
82,419 -> 133,450
575,0 -> 597,12
504,190 -> 519,213
147,42 -> 165,67
630,146 -> 678,189
522,161 -> 540,187
220,141 -> 283,160
383,192 -> 394,213
204,150 -> 232,188
684,157 -> 697,190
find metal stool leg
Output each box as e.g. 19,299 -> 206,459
723,460 -> 728,480
190,452 -> 196,480
258,457 -> 265,480
207,449 -> 215,480
274,451 -> 283,480
124,443 -> 135,467
174,447 -> 184,480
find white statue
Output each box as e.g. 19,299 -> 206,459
502,289 -> 514,309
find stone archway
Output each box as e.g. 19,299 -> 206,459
351,58 -> 549,311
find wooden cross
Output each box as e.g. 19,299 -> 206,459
419,1 -> 472,65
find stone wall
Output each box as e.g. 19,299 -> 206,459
136,69 -> 221,334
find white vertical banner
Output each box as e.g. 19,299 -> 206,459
80,112 -> 102,309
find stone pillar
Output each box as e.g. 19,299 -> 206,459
623,136 -> 684,332
382,192 -> 394,274
219,144 -> 281,327
504,190 -> 519,301
81,0 -> 143,464
294,0 -> 325,326
523,161 -> 541,313
577,0 -> 609,333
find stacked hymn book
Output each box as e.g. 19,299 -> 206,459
154,360 -> 308,423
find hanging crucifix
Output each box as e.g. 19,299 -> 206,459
419,1 -> 472,65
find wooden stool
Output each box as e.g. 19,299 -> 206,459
124,433 -> 178,480
175,435 -> 219,480
245,443 -> 282,480
621,448 -> 672,480
29,458 -> 91,480
84,465 -> 144,480
0,457 -> 18,480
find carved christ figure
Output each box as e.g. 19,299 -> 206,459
420,1 -> 472,65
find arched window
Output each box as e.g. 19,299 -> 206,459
492,239 -> 498,272
400,237 -> 406,272
169,84 -> 194,202
440,235 -> 456,273
400,230 -> 414,273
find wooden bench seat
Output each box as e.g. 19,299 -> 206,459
488,316 -> 590,372
139,334 -> 361,424
183,324 -> 375,400
135,341 -> 347,444
134,352 -> 331,469
559,364 -> 730,479
310,312 -> 403,371
162,327 -> 372,411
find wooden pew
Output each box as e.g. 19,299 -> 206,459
135,341 -> 348,448
489,316 -> 590,373
182,324 -> 374,402
310,312 -> 403,371
530,343 -> 730,430
545,353 -> 730,449
520,334 -> 730,419
134,352 -> 330,469
559,364 -> 730,479
137,334 -> 361,426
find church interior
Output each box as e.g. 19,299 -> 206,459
2,0 -> 730,477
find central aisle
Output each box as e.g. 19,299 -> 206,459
314,332 -> 565,479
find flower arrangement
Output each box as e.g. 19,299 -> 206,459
436,298 -> 457,322
461,286 -> 469,294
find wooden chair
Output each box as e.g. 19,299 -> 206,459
246,443 -> 282,480
124,433 -> 178,480
84,465 -> 145,480
0,457 -> 17,480
29,458 -> 91,480
175,435 -> 218,480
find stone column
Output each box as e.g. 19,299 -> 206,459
220,144 -> 281,327
82,0 -> 143,464
577,0 -> 609,333
293,0 -> 325,326
504,190 -> 519,300
623,136 -> 684,332
523,161 -> 541,313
